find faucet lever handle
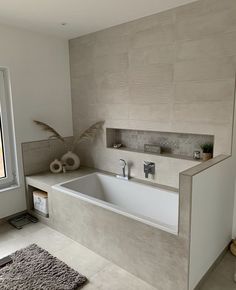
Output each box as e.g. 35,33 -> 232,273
144,161 -> 155,166
119,159 -> 126,168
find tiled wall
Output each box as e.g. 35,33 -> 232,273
22,137 -> 73,176
69,0 -> 236,188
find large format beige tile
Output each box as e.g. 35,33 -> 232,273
175,8 -> 236,41
129,43 -> 175,66
95,71 -> 129,104
94,53 -> 128,74
129,104 -> 171,122
128,9 -> 174,33
199,252 -> 236,290
174,57 -> 235,82
94,23 -> 129,44
23,226 -> 73,254
129,83 -> 174,104
0,221 -> 22,242
173,102 -> 233,124
54,240 -> 110,278
69,34 -> 96,50
174,80 -> 235,103
130,24 -> 175,48
0,237 -> 32,259
95,35 -> 128,58
70,61 -> 94,78
202,0 -> 236,15
71,76 -> 97,102
175,0 -> 203,22
176,31 -> 236,61
0,222 -> 45,258
0,224 -> 72,258
83,264 -> 157,290
129,63 -> 174,85
106,104 -> 130,120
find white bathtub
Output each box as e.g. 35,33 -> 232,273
53,172 -> 179,235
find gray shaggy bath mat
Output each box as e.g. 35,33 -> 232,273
0,244 -> 87,290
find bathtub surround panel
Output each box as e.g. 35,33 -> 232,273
26,169 -> 191,290
50,184 -> 190,290
70,0 -> 236,187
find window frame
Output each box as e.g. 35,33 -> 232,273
0,68 -> 18,190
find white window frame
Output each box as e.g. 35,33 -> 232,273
0,67 -> 18,190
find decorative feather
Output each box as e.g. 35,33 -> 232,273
72,121 -> 104,150
33,120 -> 65,143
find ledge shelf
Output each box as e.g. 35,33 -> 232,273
106,128 -> 214,162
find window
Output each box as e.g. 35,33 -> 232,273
0,68 -> 18,189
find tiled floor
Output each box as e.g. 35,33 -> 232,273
0,221 -> 156,290
198,251 -> 236,290
0,221 -> 235,290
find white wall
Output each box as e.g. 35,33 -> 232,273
189,157 -> 235,289
0,24 -> 72,218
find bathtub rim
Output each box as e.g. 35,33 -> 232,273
52,172 -> 179,235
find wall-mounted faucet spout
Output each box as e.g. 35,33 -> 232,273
116,159 -> 129,180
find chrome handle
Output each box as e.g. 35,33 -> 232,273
117,159 -> 128,179
144,161 -> 155,167
119,159 -> 126,168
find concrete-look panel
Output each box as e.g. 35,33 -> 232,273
69,0 -> 236,188
50,184 -> 189,290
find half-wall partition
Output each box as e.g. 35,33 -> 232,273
180,155 -> 235,289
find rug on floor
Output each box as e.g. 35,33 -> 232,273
0,244 -> 87,290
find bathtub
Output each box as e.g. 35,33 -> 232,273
53,172 -> 179,235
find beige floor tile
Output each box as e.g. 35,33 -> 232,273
0,237 -> 32,259
0,221 -> 21,242
22,226 -> 73,254
83,264 -> 157,290
54,240 -> 110,278
199,252 -> 236,290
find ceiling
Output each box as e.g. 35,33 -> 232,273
0,0 -> 197,39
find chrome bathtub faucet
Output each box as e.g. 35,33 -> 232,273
116,159 -> 129,180
144,161 -> 155,178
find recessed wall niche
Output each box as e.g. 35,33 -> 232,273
106,128 -> 214,161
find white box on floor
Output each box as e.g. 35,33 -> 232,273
33,190 -> 49,216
